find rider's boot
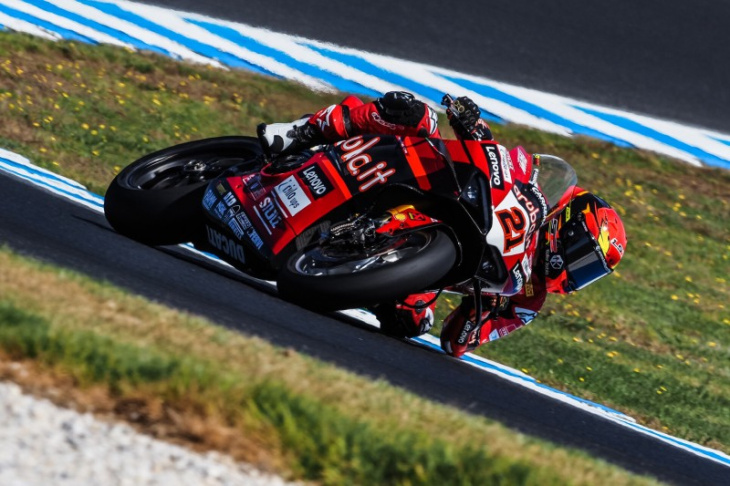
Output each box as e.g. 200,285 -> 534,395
257,96 -> 365,158
257,117 -> 324,157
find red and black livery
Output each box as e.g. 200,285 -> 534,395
199,133 -> 544,305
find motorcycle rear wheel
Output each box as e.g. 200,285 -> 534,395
277,229 -> 457,311
104,136 -> 262,245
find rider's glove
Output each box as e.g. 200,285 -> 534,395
374,292 -> 437,338
447,96 -> 493,141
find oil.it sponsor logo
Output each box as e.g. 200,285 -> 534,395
337,136 -> 396,193
498,145 -> 513,184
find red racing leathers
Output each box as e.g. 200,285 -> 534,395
309,93 -> 442,141
301,92 -> 547,358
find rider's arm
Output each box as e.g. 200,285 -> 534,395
308,91 -> 441,142
349,91 -> 440,138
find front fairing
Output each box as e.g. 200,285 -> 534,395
443,140 -> 548,295
446,144 -> 579,296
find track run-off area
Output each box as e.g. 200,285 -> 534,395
1,0 -> 730,170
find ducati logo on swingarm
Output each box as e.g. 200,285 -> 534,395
206,226 -> 246,264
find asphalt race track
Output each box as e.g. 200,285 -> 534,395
1,173 -> 729,484
135,0 -> 730,133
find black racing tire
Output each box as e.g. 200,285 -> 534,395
277,229 -> 457,311
104,136 -> 263,245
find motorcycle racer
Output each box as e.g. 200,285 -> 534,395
258,91 -> 492,156
259,91 -> 626,358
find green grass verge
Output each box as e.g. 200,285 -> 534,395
3,301 -> 509,484
0,29 -> 728,454
0,248 -> 656,485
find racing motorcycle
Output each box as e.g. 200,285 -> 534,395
104,96 -> 577,316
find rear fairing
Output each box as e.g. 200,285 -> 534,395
200,135 -> 462,272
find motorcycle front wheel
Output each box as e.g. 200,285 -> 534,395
277,229 -> 457,311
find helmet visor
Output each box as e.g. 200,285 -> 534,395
561,215 -> 611,291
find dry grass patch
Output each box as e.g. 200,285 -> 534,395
0,355 -> 286,472
0,32 -> 344,193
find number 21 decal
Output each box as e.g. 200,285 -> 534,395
496,208 -> 526,252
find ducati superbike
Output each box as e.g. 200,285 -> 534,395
104,97 -> 577,316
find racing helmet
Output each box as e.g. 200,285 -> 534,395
544,187 -> 626,294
